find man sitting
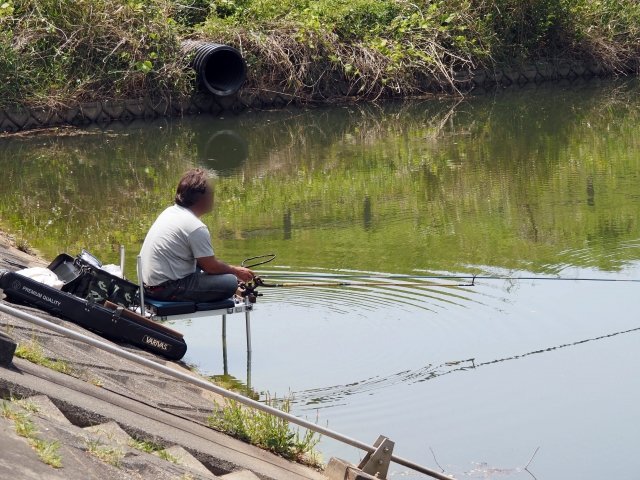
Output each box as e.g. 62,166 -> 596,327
140,169 -> 254,303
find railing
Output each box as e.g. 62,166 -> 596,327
0,301 -> 454,480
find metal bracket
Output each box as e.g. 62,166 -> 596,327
111,306 -> 124,323
357,435 -> 395,479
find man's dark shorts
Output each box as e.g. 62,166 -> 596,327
145,272 -> 238,303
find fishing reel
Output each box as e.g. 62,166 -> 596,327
237,279 -> 263,303
238,254 -> 276,303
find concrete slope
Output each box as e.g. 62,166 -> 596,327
0,358 -> 325,480
1,396 -> 220,479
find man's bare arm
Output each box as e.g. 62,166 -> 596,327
197,256 -> 254,283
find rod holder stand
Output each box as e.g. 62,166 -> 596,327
136,255 -> 145,317
120,245 -> 125,278
244,295 -> 252,353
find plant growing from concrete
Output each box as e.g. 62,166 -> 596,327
157,449 -> 181,464
29,438 -> 63,468
207,394 -> 323,468
9,394 -> 40,414
85,437 -> 124,468
127,436 -> 164,453
1,400 -> 63,468
14,334 -> 103,386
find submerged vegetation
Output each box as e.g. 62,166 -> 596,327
0,0 -> 639,107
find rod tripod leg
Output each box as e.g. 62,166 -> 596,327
247,350 -> 252,391
222,314 -> 228,376
245,297 -> 252,353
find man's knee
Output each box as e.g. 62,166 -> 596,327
219,274 -> 239,296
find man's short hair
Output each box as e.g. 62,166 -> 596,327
175,169 -> 210,208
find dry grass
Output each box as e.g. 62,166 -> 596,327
0,0 -> 193,109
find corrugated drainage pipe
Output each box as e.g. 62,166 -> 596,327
183,40 -> 247,96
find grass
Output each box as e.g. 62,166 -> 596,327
128,436 -> 181,464
128,436 -> 164,453
29,437 -> 63,468
85,437 -> 124,468
13,333 -> 103,386
157,449 -> 181,464
207,394 -> 323,468
1,399 -> 63,468
198,0 -> 640,97
1,0 -> 639,108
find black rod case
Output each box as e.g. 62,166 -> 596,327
0,266 -> 187,360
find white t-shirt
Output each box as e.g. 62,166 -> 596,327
140,205 -> 214,286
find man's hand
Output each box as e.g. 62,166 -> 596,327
232,266 -> 255,283
197,256 -> 254,282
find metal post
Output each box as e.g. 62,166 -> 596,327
136,255 -> 145,317
244,296 -> 252,353
221,314 -> 228,376
246,350 -> 252,391
0,301 -> 452,480
120,245 -> 125,278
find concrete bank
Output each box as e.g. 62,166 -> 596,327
0,239 -> 327,480
1,59 -> 637,135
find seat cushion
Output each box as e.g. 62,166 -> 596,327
145,297 -> 235,316
145,299 -> 196,316
195,298 -> 235,311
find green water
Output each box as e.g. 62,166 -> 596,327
2,78 -> 640,478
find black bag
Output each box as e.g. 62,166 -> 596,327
0,270 -> 187,360
48,251 -> 138,309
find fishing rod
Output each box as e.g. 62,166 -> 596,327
242,254 -> 640,288
258,273 -> 640,283
252,278 -> 474,288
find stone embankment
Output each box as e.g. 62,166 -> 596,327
1,60 -> 636,135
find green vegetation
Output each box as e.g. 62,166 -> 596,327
85,437 -> 124,467
1,400 -> 63,468
156,448 -> 181,464
13,334 -> 102,385
207,395 -> 323,467
128,436 -> 182,464
0,0 -> 638,107
14,336 -> 76,375
0,0 -> 191,109
28,437 -> 63,468
201,0 -> 640,96
127,436 -> 164,453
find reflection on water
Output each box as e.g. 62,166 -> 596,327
197,129 -> 249,175
293,323 -> 640,411
2,77 -> 640,479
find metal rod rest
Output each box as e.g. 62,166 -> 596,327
0,302 -> 453,480
120,245 -> 125,278
136,255 -> 145,316
244,296 -> 252,353
222,314 -> 228,376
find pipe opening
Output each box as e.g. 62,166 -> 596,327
200,46 -> 246,96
